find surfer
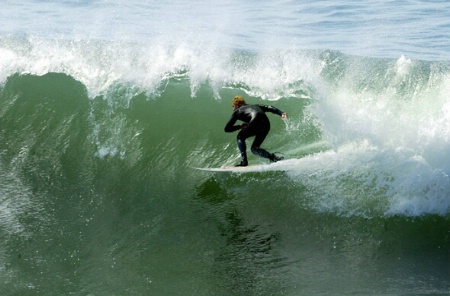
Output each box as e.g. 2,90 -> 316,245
224,96 -> 287,167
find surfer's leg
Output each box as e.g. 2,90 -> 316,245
250,132 -> 272,159
251,143 -> 283,162
236,133 -> 248,166
251,130 -> 283,162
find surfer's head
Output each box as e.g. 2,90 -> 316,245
232,96 -> 246,110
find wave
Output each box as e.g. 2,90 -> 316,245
1,36 -> 450,221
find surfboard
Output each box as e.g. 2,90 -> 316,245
194,159 -> 292,173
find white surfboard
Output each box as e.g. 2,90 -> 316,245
194,159 -> 294,173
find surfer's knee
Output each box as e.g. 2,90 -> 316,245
251,146 -> 260,155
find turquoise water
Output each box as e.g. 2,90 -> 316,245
1,1 -> 449,295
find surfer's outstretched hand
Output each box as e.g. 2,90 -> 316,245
281,112 -> 287,120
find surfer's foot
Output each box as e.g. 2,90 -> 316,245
269,154 -> 284,163
236,159 -> 248,167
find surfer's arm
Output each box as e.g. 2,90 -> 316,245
259,105 -> 287,119
224,112 -> 242,132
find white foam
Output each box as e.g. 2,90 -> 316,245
0,35 -> 326,103
294,57 -> 450,216
283,141 -> 450,217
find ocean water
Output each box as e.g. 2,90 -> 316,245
1,1 -> 450,295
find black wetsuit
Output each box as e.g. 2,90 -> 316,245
224,104 -> 284,163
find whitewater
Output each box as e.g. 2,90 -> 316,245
1,1 -> 449,295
